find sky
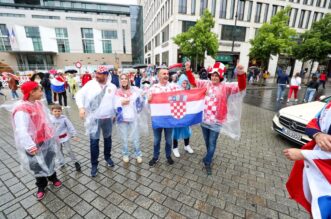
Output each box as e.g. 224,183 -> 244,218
80,0 -> 138,5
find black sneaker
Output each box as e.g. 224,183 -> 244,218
205,165 -> 212,176
75,162 -> 81,172
91,165 -> 98,177
148,158 -> 159,167
167,157 -> 174,165
106,159 -> 114,167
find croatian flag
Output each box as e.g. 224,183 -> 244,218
51,77 -> 65,93
150,88 -> 206,129
286,141 -> 331,219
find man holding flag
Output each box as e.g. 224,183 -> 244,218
284,102 -> 331,219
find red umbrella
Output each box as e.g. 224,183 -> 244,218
168,63 -> 183,70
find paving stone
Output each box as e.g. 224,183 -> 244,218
177,193 -> 197,207
47,198 -> 65,213
101,203 -> 123,219
212,207 -> 234,219
135,184 -> 153,196
118,212 -> 135,219
71,184 -> 88,195
0,192 -> 14,206
84,208 -> 105,219
121,188 -> 140,201
163,197 -> 183,212
134,195 -> 154,209
107,192 -> 125,205
73,200 -> 93,216
63,193 -> 82,207
7,207 -> 27,219
165,210 -> 188,219
149,191 -> 167,204
118,199 -> 138,214
80,189 -> 98,203
90,196 -> 110,211
55,206 -> 75,219
180,204 -> 201,218
35,210 -> 57,219
27,203 -> 47,218
149,202 -> 170,218
162,187 -> 180,199
3,203 -> 20,215
194,200 -> 214,216
133,207 -> 153,219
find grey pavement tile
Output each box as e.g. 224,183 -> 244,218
63,193 -> 82,207
46,198 -> 65,213
148,191 -> 167,204
180,204 -> 201,219
194,200 -> 214,216
177,193 -> 197,207
109,182 -> 126,194
288,207 -> 310,219
162,187 -> 180,199
71,184 -> 88,195
121,188 -> 139,201
0,192 -> 15,206
245,210 -> 268,219
72,200 -> 93,216
165,210 -> 188,219
190,189 -> 208,202
173,183 -> 191,195
55,206 -> 75,219
132,207 -> 154,219
20,195 -> 38,209
212,207 -> 234,219
148,181 -> 166,193
4,177 -> 19,187
35,210 -> 57,219
118,212 -> 135,219
135,184 -> 152,196
199,212 -> 216,219
84,208 -> 106,219
135,176 -> 153,187
55,186 -> 73,200
267,199 -> 289,215
106,192 -> 125,205
0,186 -> 8,196
85,180 -> 102,191
149,202 -> 170,218
256,205 -> 278,219
125,179 -> 140,190
134,195 -> 154,209
163,197 -> 183,212
118,199 -> 138,214
90,196 -> 110,211
27,202 -> 47,218
80,189 -> 98,203
3,203 -> 20,215
224,203 -> 245,218
101,203 -> 123,219
160,178 -> 177,189
206,195 -> 226,209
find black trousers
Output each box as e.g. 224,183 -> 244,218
58,91 -> 67,106
173,138 -> 190,148
36,172 -> 58,190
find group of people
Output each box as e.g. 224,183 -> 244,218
276,68 -> 328,103
9,61 -> 247,201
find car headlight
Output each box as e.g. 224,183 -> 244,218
276,111 -> 280,118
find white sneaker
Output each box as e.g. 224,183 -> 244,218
65,105 -> 71,108
173,148 -> 180,158
123,156 -> 129,163
295,99 -> 298,102
136,156 -> 142,164
287,99 -> 290,103
184,145 -> 194,154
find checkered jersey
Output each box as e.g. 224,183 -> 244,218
149,82 -> 180,94
203,86 -> 218,124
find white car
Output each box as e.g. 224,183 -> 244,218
272,96 -> 331,145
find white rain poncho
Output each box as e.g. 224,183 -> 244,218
10,100 -> 63,177
75,80 -> 117,139
198,81 -> 246,140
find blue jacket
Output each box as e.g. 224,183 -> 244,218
277,74 -> 289,85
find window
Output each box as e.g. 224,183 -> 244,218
0,13 -> 25,18
298,10 -> 305,28
221,25 -> 246,42
312,12 -> 318,22
305,11 -> 311,28
263,4 -> 269,22
121,20 -> 127,24
219,0 -> 227,19
303,0 -> 308,4
162,25 -> 169,43
178,0 -> 187,14
310,0 -> 315,5
97,19 -> 117,23
122,29 -> 126,54
246,1 -> 253,21
230,0 -> 235,19
66,17 -> 92,22
101,30 -> 114,54
329,0 -> 331,8
32,15 -> 60,20
271,5 -> 277,17
211,0 -> 216,16
0,24 -> 11,51
191,0 -> 196,14
155,54 -> 160,66
255,3 -> 262,23
315,0 -> 321,6
182,21 -> 196,32
81,28 -> 94,53
155,34 -> 160,47
162,51 -> 169,65
238,0 -> 245,21
200,0 -> 208,15
291,8 -> 298,27
25,26 -> 42,51
55,28 -> 70,53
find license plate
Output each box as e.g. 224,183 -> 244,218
282,127 -> 302,141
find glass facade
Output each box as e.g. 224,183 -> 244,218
200,0 -> 208,15
298,10 -> 305,28
25,26 -> 42,51
162,25 -> 169,43
0,24 -> 11,51
221,25 -> 246,42
191,0 -> 196,15
238,0 -> 245,21
255,3 -> 262,23
211,0 -> 216,16
182,21 -> 196,32
247,1 -> 253,21
81,28 -> 94,53
130,5 -> 144,64
55,28 -> 70,53
219,0 -> 227,19
178,0 -> 187,14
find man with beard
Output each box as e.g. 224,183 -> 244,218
75,66 -> 117,177
148,66 -> 180,166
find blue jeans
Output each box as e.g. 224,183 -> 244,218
11,90 -> 19,99
152,128 -> 173,159
90,118 -> 112,167
118,122 -> 141,157
276,84 -> 286,100
44,89 -> 52,104
201,125 -> 220,165
304,88 -> 316,102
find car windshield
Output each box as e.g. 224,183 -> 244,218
321,96 -> 331,103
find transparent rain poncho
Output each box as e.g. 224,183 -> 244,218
200,81 -> 246,140
4,100 -> 63,177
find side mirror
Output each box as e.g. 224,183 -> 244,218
319,95 -> 326,100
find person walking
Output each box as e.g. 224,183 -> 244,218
81,71 -> 92,87
319,71 -> 327,89
287,73 -> 302,103
276,70 -> 290,102
41,73 -> 53,105
148,66 -> 180,166
75,66 -> 117,177
303,75 -> 319,102
186,62 -> 246,175
8,75 -> 19,100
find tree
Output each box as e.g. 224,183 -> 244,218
173,10 -> 218,70
293,13 -> 331,78
249,6 -> 297,70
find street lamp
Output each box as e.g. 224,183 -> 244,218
231,0 -> 245,52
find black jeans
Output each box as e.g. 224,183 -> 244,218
58,91 -> 67,106
36,172 -> 58,190
173,138 -> 189,148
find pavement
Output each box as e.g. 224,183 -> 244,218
0,87 -> 311,219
